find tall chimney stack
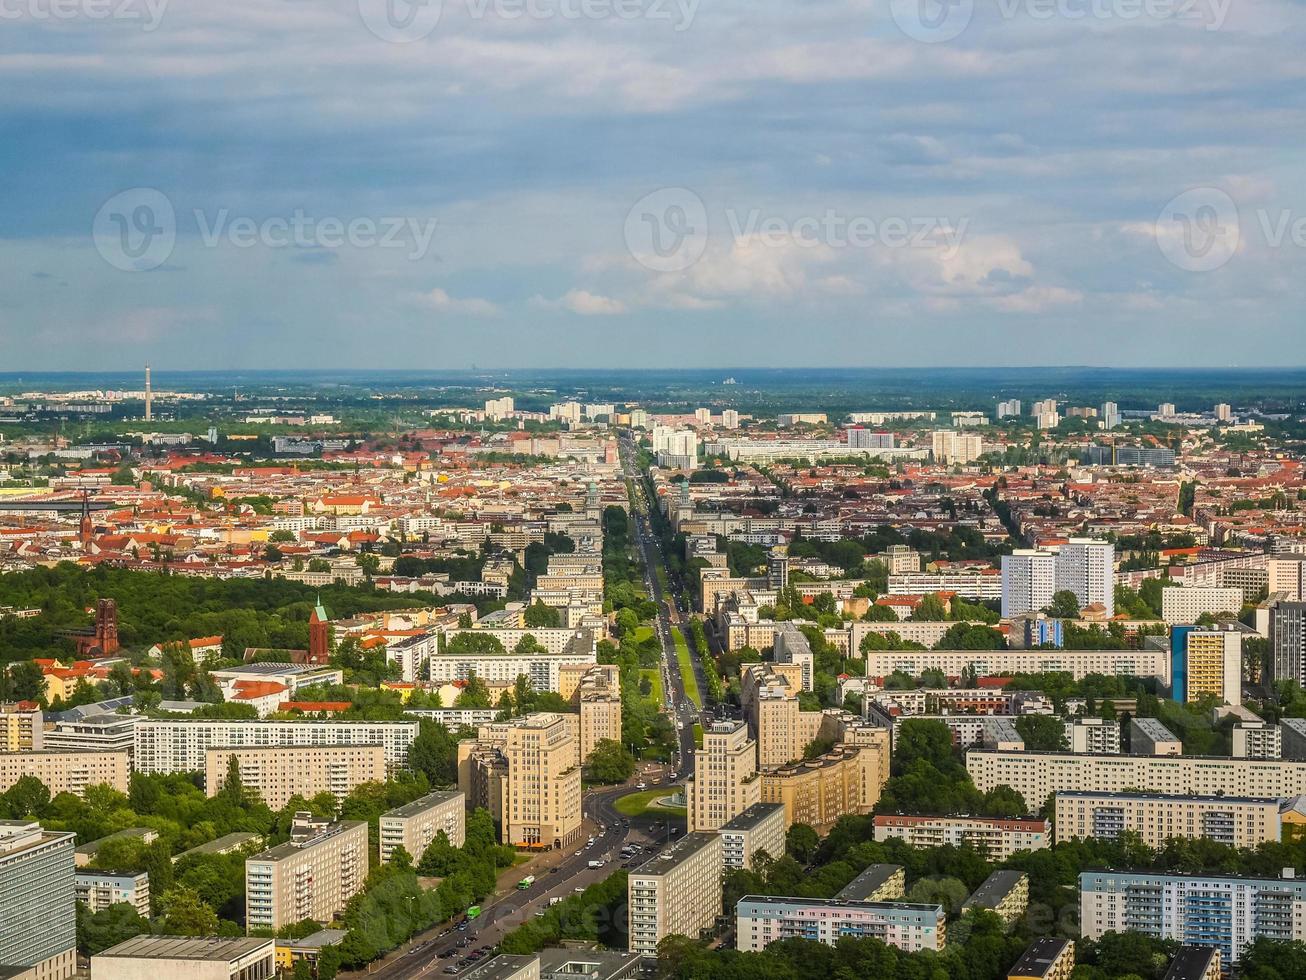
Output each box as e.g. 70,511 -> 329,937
144,365 -> 152,422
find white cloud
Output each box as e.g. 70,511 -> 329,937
532,290 -> 629,315
418,288 -> 499,316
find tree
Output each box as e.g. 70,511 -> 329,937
786,824 -> 819,863
7,661 -> 45,702
409,719 -> 457,786
1014,714 -> 1069,751
158,886 -> 219,935
0,775 -> 50,818
1044,590 -> 1081,619
583,739 -> 635,784
76,901 -> 150,956
218,754 -> 246,806
912,593 -> 949,622
417,830 -> 459,876
455,674 -> 491,708
523,601 -> 560,628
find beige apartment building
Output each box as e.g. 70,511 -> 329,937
718,802 -> 786,870
205,744 -> 385,810
379,790 -> 466,864
686,721 -> 761,832
245,815 -> 368,932
962,870 -> 1029,925
457,712 -> 582,848
1054,791 -> 1283,847
571,665 -> 622,762
0,750 -> 129,796
1008,938 -> 1075,980
968,750 -> 1306,811
1,703 -> 42,751
627,831 -> 724,956
872,814 -> 1051,861
760,744 -> 881,829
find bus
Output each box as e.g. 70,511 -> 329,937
466,906 -> 481,920
516,875 -> 535,890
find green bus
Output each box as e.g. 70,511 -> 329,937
466,906 -> 481,920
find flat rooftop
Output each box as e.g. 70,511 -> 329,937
249,821 -> 366,862
720,802 -> 784,832
630,832 -> 719,877
736,894 -> 943,915
95,936 -> 274,962
382,790 -> 464,820
1009,938 -> 1072,979
1056,790 -> 1278,804
1163,946 -> 1221,980
836,863 -> 904,902
460,954 -> 540,980
964,870 -> 1027,909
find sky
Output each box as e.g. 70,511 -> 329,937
1,0 -> 1304,369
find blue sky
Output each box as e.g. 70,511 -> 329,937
2,0 -> 1303,369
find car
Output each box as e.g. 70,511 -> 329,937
443,967 -> 459,975
636,782 -> 647,790
574,850 -> 582,856
574,886 -> 585,893
549,866 -> 560,874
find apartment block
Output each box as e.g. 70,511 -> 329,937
872,814 -> 1051,861
687,721 -> 761,833
1130,718 -> 1183,756
736,895 -> 945,953
1162,587 -> 1245,625
1232,720 -> 1282,759
1162,947 -> 1220,980
574,666 -> 622,762
92,936 -> 276,980
1271,600 -> 1306,685
133,718 -> 418,774
205,744 -> 386,810
627,832 -> 723,956
836,864 -> 906,902
1170,627 -> 1242,705
963,869 -> 1028,925
1066,718 -> 1120,754
717,803 -> 785,870
1002,540 -> 1113,619
0,750 -> 129,796
379,790 -> 466,864
968,750 -> 1306,811
1054,791 -> 1282,847
41,713 -> 140,757
859,647 -> 1168,682
1080,869 -> 1306,968
931,429 -> 983,465
759,744 -> 881,829
1008,938 -> 1075,980
0,703 -> 42,751
245,815 -> 369,932
74,869 -> 150,916
0,821 -> 76,980
457,712 -> 582,849
1281,717 -> 1306,760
